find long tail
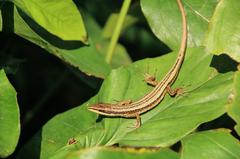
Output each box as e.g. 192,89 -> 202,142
164,0 -> 188,86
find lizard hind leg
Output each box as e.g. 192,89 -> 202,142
166,85 -> 184,97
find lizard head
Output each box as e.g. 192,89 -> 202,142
88,103 -> 117,116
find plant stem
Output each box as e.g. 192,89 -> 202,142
105,0 -> 131,64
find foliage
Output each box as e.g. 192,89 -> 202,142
0,70 -> 20,158
0,0 -> 240,158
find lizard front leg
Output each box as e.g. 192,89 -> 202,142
166,85 -> 184,97
144,73 -> 158,86
135,114 -> 141,128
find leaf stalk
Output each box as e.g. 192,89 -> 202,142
105,0 -> 131,64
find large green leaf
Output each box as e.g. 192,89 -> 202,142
19,47 -> 234,159
50,147 -> 179,159
0,70 -> 20,158
18,97 -> 99,159
227,71 -> 240,135
181,129 -> 240,159
12,6 -> 111,78
141,0 -> 219,49
204,0 -> 240,62
10,0 -> 87,43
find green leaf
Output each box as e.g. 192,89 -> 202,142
204,0 -> 240,62
141,0 -> 218,49
0,70 -> 20,158
0,9 -> 2,31
80,10 -> 103,43
18,97 -> 99,159
11,0 -> 88,43
181,129 -> 240,159
13,6 -> 111,78
227,71 -> 240,135
102,13 -> 138,39
50,147 -> 179,159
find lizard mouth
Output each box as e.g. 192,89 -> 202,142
88,106 -> 99,112
88,104 -> 107,114
88,105 -> 118,116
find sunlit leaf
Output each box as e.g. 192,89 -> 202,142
227,71 -> 240,135
0,70 -> 20,158
141,0 -> 218,49
11,0 -> 88,43
18,97 -> 98,159
181,129 -> 240,159
50,147 -> 179,159
204,0 -> 240,62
